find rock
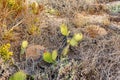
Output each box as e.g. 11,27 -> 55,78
25,44 -> 45,60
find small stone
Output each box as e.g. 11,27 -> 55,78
25,44 -> 45,60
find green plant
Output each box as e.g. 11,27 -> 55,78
20,40 -> 28,55
69,33 -> 83,46
73,33 -> 83,42
52,50 -> 58,61
0,43 -> 13,61
43,50 -> 58,63
69,38 -> 78,47
43,24 -> 83,63
60,23 -> 70,36
9,70 -> 26,80
62,45 -> 70,56
60,23 -> 83,56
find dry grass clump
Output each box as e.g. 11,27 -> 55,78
73,12 -> 110,27
86,25 -> 108,38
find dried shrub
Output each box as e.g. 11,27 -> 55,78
86,25 -> 108,38
73,13 -> 110,27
